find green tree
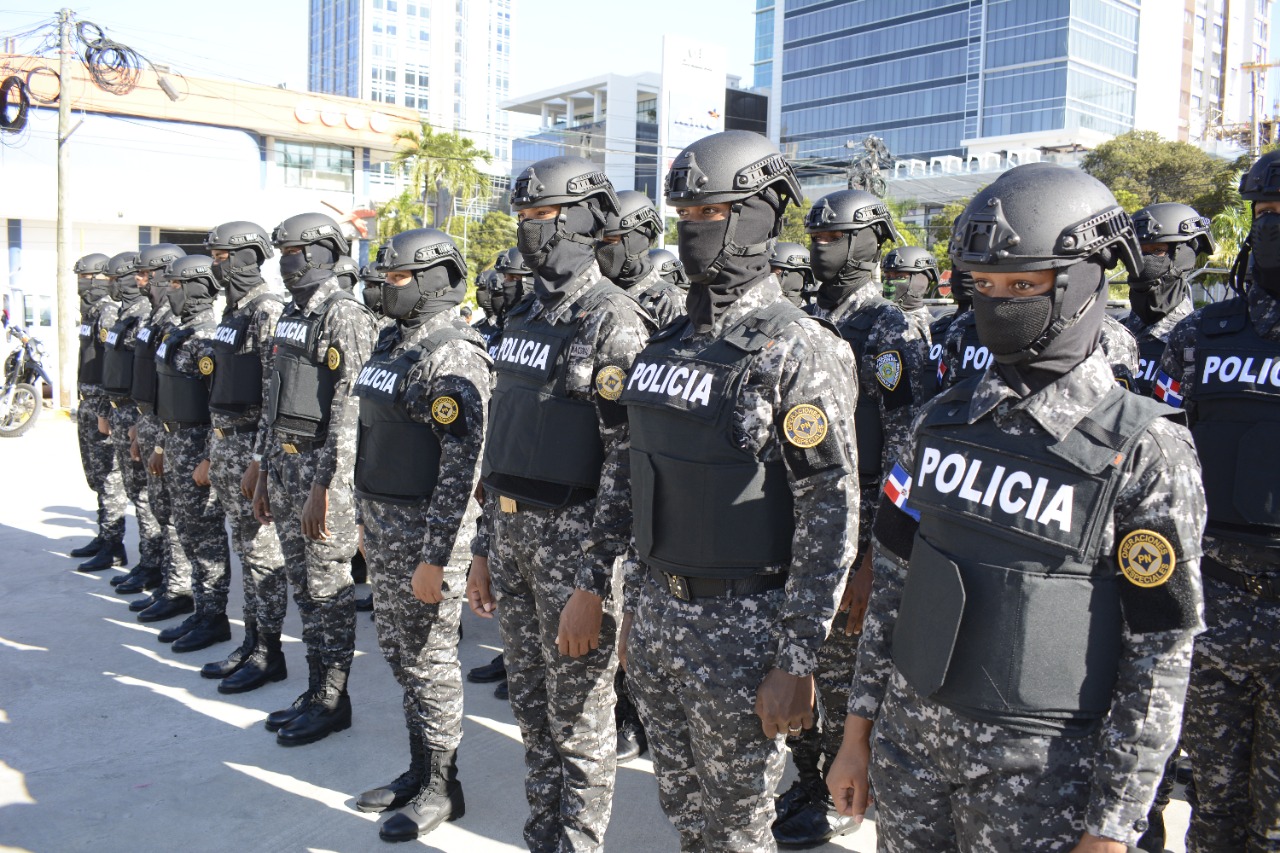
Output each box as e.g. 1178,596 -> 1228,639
1080,130 -> 1237,217
887,199 -> 923,248
778,197 -> 814,244
1211,202 -> 1250,269
366,188 -> 425,260
392,121 -> 493,227
453,209 -> 518,278
925,198 -> 970,271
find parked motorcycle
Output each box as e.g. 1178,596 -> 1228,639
1,324 -> 50,436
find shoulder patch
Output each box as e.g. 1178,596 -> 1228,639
784,403 -> 828,448
431,395 -> 459,425
99,327 -> 109,342
198,355 -> 215,376
875,350 -> 902,391
326,346 -> 341,370
1117,529 -> 1176,588
569,342 -> 593,360
595,365 -> 626,401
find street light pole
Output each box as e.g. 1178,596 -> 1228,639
55,7 -> 75,410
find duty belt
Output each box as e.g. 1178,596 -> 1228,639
213,424 -> 258,439
1201,556 -> 1280,602
277,435 -> 325,454
648,564 -> 788,602
162,420 -> 207,432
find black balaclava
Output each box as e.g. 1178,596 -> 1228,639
595,230 -> 654,288
776,270 -> 807,306
973,260 -> 1108,394
949,269 -> 975,313
890,273 -> 930,311
1128,244 -> 1194,326
214,246 -> 267,309
360,282 -> 383,314
381,265 -> 464,329
167,278 -> 216,322
813,228 -> 882,311
1248,211 -> 1280,300
109,271 -> 145,308
489,277 -> 526,322
679,191 -> 781,332
280,243 -> 338,309
144,276 -> 166,311
79,276 -> 109,313
518,201 -> 603,306
475,282 -> 493,314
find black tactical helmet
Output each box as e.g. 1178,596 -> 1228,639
74,253 -> 110,276
771,242 -> 811,271
165,255 -> 219,291
374,228 -> 467,279
511,155 -> 620,214
331,256 -> 360,291
950,163 -> 1140,275
602,190 -> 662,239
270,212 -> 350,256
477,267 -> 501,291
804,189 -> 901,244
105,251 -> 142,279
882,245 -> 939,284
1240,149 -> 1280,201
494,246 -> 533,277
205,220 -> 274,262
359,264 -> 385,286
664,130 -> 802,209
1131,202 -> 1215,257
137,243 -> 185,272
648,248 -> 688,287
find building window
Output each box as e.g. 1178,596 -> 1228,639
276,141 -> 354,193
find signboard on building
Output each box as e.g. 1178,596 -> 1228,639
657,35 -> 727,239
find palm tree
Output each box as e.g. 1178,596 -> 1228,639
366,189 -> 425,259
392,120 -> 493,228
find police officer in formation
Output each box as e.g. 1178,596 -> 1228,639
618,129 -> 860,851
769,241 -> 814,309
472,265 -> 504,352
1155,149 -> 1280,852
466,155 -> 652,852
881,245 -> 938,344
481,246 -> 536,361
350,228 -> 490,842
648,247 -> 690,293
596,190 -> 686,327
828,163 -> 1207,852
932,267 -> 974,390
197,222 -> 290,692
253,212 -> 377,746
70,252 -> 130,571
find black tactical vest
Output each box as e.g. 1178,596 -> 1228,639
155,325 -> 213,425
945,312 -> 990,386
1186,298 -> 1280,543
637,280 -> 685,327
77,318 -> 104,385
622,302 -> 800,578
926,314 -> 953,398
130,321 -> 163,412
891,380 -> 1178,727
208,294 -> 284,415
101,315 -> 140,400
481,283 -> 620,508
823,297 -> 892,484
1131,335 -> 1167,397
266,291 -> 356,439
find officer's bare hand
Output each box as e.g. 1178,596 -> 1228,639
411,562 -> 445,604
618,611 -> 634,672
466,555 -> 495,617
827,715 -> 874,822
128,424 -> 137,443
129,435 -> 141,463
301,483 -> 329,541
192,458 -> 211,487
148,448 -> 164,477
557,589 -> 603,658
1067,834 -> 1126,853
240,459 -> 260,500
840,553 -> 874,636
252,471 -> 273,525
97,415 -> 110,435
755,668 -> 815,738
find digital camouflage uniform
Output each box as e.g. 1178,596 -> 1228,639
629,266 -> 686,329
1122,297 -> 1193,398
623,275 -> 860,852
478,261 -> 650,853
265,276 -> 375,672
1102,311 -> 1141,389
357,312 -> 491,753
1156,285 -> 1280,852
852,349 -> 1207,851
900,303 -> 934,346
157,307 -> 231,619
78,292 -> 127,547
200,284 -> 288,634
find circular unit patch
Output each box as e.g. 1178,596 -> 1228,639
431,396 -> 459,425
595,365 -> 626,401
198,356 -> 215,376
784,403 -> 828,449
326,346 -> 341,370
99,327 -> 109,342
1117,529 -> 1176,588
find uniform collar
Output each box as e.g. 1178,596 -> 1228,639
395,310 -> 455,352
229,281 -> 280,314
296,276 -> 342,317
681,275 -> 780,341
815,281 -> 880,325
968,349 -> 1116,441
1248,284 -> 1280,338
530,262 -> 603,325
178,306 -> 216,332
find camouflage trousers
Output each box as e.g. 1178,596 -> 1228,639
107,403 -> 163,567
77,398 -> 125,544
163,424 -> 231,617
628,569 -> 787,853
360,497 -> 464,751
490,499 -> 620,853
209,427 -> 286,633
870,669 -> 1098,852
1184,575 -> 1280,852
266,443 -> 356,670
136,413 -> 193,596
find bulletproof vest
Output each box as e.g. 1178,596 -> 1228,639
208,294 -> 284,416
926,314 -> 953,397
481,282 -> 621,508
947,312 -> 990,385
822,297 -> 892,484
266,290 -> 356,439
1131,336 -> 1167,397
130,320 -> 163,412
77,317 -> 104,385
1186,298 -> 1280,543
155,325 -> 213,425
101,315 -> 141,400
891,380 -> 1179,727
352,326 -> 473,504
637,280 -> 686,327
622,302 -> 799,578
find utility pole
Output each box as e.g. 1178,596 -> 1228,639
55,7 -> 74,410
1241,61 -> 1280,162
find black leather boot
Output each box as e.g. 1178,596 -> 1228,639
493,679 -> 508,701
772,787 -> 858,848
351,549 -> 368,584
137,591 -> 193,620
356,727 -> 426,813
77,541 -> 127,572
116,564 -> 162,594
1136,808 -> 1165,853
379,748 -> 465,842
69,536 -> 102,558
172,613 -> 231,653
202,620 -> 257,679
774,730 -> 824,824
110,562 -> 143,587
130,588 -> 162,613
219,631 -> 287,694
355,593 -> 374,612
615,671 -> 647,761
467,653 -> 506,684
265,654 -> 322,732
157,612 -> 202,642
276,665 -> 352,747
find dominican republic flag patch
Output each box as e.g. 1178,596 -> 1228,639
1154,371 -> 1183,408
883,462 -> 920,521
936,359 -> 948,389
